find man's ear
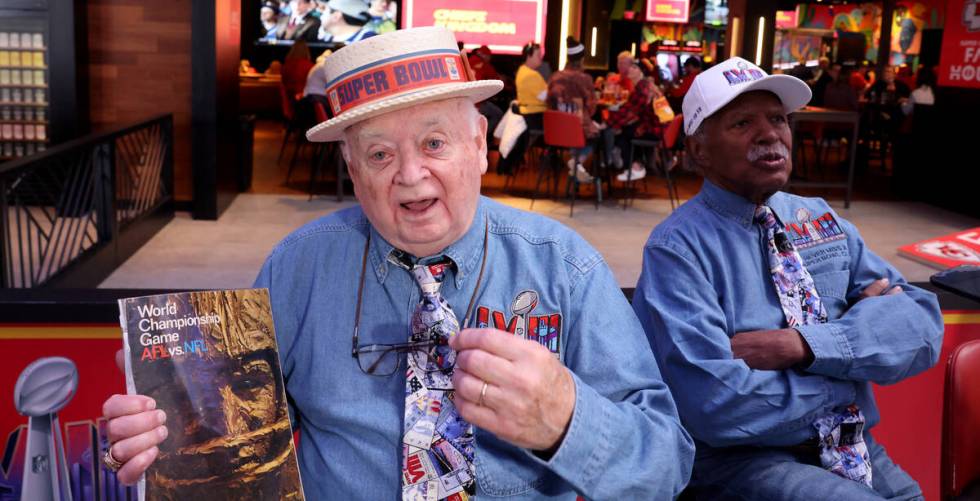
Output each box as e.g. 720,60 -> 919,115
475,113 -> 488,175
685,134 -> 709,176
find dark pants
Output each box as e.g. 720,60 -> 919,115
497,112 -> 543,175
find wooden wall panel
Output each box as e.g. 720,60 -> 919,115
86,0 -> 193,202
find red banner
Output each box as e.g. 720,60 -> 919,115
646,0 -> 690,23
937,0 -> 980,88
402,0 -> 547,56
898,227 -> 980,269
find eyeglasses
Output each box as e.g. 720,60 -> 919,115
352,337 -> 455,376
350,221 -> 489,377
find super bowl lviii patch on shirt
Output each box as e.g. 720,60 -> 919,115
783,208 -> 846,250
475,289 -> 562,356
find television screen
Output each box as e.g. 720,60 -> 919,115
255,0 -> 398,47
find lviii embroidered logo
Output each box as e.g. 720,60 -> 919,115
476,290 -> 561,356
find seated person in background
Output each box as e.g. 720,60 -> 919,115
298,50 -> 332,127
633,56 -> 943,501
547,36 -> 599,183
496,42 -> 548,175
275,0 -> 320,42
468,46 -> 504,150
667,57 -> 702,110
901,67 -> 936,116
100,27 -> 694,500
603,61 -> 663,182
810,57 -> 832,107
612,51 -> 636,96
865,66 -> 911,106
823,64 -> 859,111
318,0 -> 376,44
850,63 -> 876,98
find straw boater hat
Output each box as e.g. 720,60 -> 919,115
306,26 -> 504,142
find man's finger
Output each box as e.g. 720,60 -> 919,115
886,285 -> 903,295
116,446 -> 159,486
103,394 -> 156,420
452,368 -> 500,409
451,328 -> 530,362
115,348 -> 125,373
106,410 -> 166,443
454,394 -> 501,434
454,347 -> 514,387
860,278 -> 890,298
110,425 -> 167,463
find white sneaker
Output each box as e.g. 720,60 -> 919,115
616,166 -> 646,182
573,163 -> 593,183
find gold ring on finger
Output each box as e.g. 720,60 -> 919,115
102,445 -> 123,472
479,381 -> 489,407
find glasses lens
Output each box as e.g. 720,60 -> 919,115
357,344 -> 400,376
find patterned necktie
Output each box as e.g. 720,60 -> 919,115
754,205 -> 872,487
397,257 -> 476,501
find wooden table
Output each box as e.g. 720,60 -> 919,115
788,106 -> 860,208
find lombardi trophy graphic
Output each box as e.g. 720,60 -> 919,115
13,357 -> 78,501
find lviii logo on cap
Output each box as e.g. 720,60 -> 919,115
723,61 -> 766,86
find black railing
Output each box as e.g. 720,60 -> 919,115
0,114 -> 174,288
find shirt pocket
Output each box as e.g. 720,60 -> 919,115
811,270 -> 850,319
475,432 -> 557,497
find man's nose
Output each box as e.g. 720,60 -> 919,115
394,148 -> 430,185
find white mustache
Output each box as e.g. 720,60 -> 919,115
747,143 -> 790,163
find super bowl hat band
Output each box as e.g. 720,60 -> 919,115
681,57 -> 811,136
306,26 -> 503,142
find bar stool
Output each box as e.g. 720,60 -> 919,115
532,110 -> 599,217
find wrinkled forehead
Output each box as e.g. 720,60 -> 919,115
712,90 -> 785,120
344,98 -> 473,145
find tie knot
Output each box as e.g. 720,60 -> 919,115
754,205 -> 776,227
410,259 -> 452,294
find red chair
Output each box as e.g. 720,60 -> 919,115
277,82 -> 300,166
942,340 -> 980,499
532,110 -> 598,217
307,100 -> 349,202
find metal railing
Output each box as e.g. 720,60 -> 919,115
0,114 -> 173,288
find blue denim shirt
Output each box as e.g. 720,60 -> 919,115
632,179 -> 943,455
254,196 -> 694,499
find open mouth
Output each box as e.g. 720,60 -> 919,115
400,198 -> 438,212
753,153 -> 786,169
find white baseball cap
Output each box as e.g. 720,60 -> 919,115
682,57 -> 812,136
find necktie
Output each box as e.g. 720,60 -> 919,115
755,205 -> 872,487
398,257 -> 476,501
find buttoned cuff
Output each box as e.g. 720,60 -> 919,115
523,371 -> 611,489
796,322 -> 853,379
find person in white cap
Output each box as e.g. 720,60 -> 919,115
100,27 -> 693,500
631,56 -> 942,500
318,0 -> 376,44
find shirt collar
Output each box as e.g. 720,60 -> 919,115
368,197 -> 488,290
699,178 -> 775,228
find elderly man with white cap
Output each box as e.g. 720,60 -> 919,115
100,27 -> 693,500
632,56 -> 943,500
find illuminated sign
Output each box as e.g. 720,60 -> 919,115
776,10 -> 799,29
402,0 -> 547,55
646,0 -> 690,24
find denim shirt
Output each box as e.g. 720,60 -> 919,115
255,197 -> 694,499
632,180 -> 943,455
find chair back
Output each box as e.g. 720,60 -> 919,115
942,339 -> 980,499
664,113 -> 684,149
279,83 -> 295,121
313,99 -> 329,124
543,110 -> 585,149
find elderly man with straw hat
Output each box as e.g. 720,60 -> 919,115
100,27 -> 693,500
